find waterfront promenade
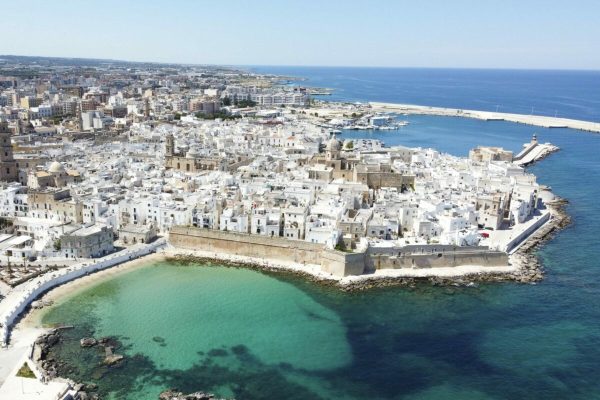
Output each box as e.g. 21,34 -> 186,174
0,239 -> 166,399
369,102 -> 600,133
0,239 -> 166,347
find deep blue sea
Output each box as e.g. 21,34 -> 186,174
44,68 -> 600,399
251,66 -> 600,121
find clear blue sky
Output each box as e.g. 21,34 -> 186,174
3,0 -> 599,69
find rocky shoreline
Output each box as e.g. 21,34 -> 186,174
32,329 -> 230,400
167,199 -> 570,292
506,197 -> 571,283
32,328 -> 102,400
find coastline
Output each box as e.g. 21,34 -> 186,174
9,208 -> 570,344
164,204 -> 566,291
0,200 -> 570,397
0,108 -> 574,398
5,197 -> 571,332
368,102 -> 600,133
508,197 -> 571,282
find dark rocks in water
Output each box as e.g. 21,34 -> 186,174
159,389 -> 230,400
75,391 -> 100,400
82,382 -> 99,391
98,337 -> 111,345
36,330 -> 60,347
73,383 -> 99,399
207,348 -> 228,357
103,354 -> 124,366
31,329 -> 67,379
103,346 -> 124,366
80,337 -> 97,347
153,336 -> 166,343
45,334 -> 59,346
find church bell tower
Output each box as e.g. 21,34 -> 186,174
0,122 -> 18,182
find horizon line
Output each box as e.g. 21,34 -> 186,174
2,53 -> 600,73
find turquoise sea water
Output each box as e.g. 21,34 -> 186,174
43,68 -> 600,399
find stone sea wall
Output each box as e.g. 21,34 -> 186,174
170,226 -> 322,262
504,211 -> 551,253
169,226 -> 364,277
367,248 -> 509,271
168,226 -> 509,278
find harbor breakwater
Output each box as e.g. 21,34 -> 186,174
369,102 -> 600,133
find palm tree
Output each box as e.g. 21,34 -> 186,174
5,252 -> 12,274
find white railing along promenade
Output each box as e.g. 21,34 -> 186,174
0,238 -> 166,346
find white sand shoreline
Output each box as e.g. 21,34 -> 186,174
21,252 -> 167,329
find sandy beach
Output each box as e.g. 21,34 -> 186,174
20,252 -> 167,330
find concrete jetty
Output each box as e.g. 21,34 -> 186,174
513,134 -> 559,166
369,102 -> 600,133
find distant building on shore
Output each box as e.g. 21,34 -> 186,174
469,146 -> 513,163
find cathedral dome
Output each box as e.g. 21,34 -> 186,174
326,136 -> 341,152
186,147 -> 201,159
48,161 -> 65,174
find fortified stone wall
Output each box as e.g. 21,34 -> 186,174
366,250 -> 508,271
170,226 -> 366,277
320,249 -> 365,276
169,226 -> 509,277
504,211 -> 551,253
170,226 -> 323,264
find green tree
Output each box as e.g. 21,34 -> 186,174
236,99 -> 257,108
16,363 -> 36,379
